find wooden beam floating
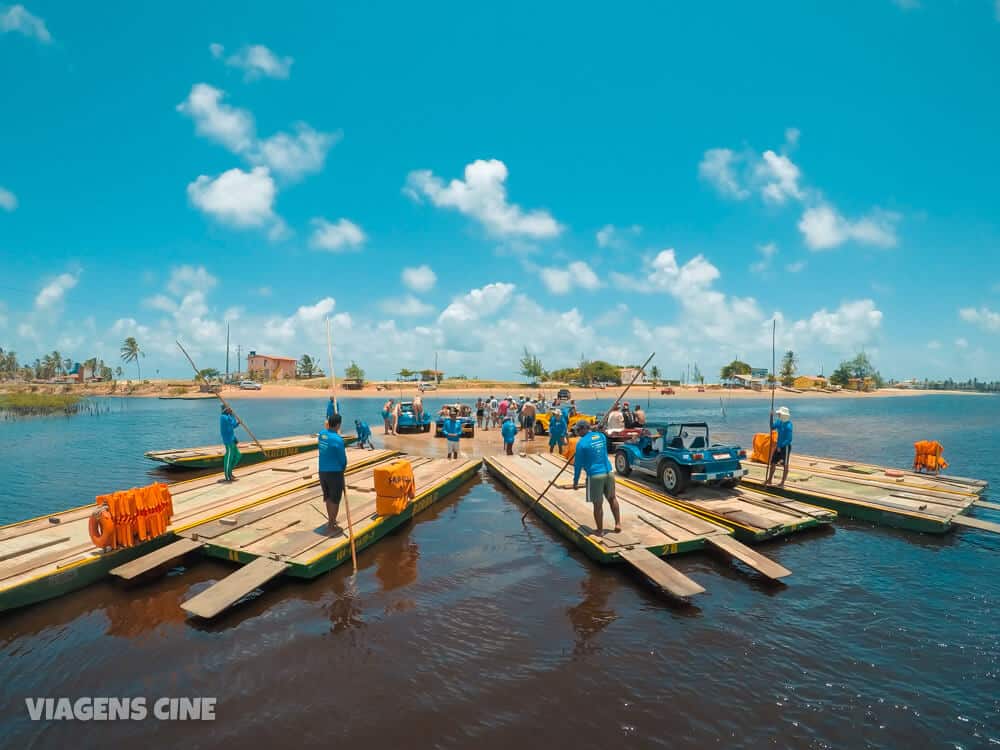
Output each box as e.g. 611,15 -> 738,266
110,538 -> 204,581
619,547 -> 705,598
706,535 -> 791,581
181,557 -> 290,619
951,515 -> 1000,535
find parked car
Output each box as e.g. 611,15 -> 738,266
239,380 -> 262,390
435,403 -> 475,437
533,409 -> 596,436
418,382 -> 438,392
395,401 -> 432,433
557,388 -> 571,400
612,422 -> 748,494
660,387 -> 675,395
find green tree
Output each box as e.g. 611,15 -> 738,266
692,364 -> 704,385
520,347 -> 545,384
420,368 -> 443,382
297,354 -> 321,378
120,337 -> 143,380
830,352 -> 882,390
397,368 -> 414,381
649,365 -> 661,386
779,350 -> 797,387
720,359 -> 751,381
195,368 -> 221,382
829,363 -> 852,387
345,361 -> 365,381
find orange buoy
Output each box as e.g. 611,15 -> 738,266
88,507 -> 116,548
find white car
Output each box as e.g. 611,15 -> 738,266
418,382 -> 438,392
239,380 -> 262,390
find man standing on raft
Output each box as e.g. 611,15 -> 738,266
220,405 -> 241,482
572,421 -> 622,536
319,413 -> 348,532
765,406 -> 793,488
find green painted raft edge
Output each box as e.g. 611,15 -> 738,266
144,435 -> 357,470
740,477 -> 950,534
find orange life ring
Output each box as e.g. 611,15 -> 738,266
88,508 -> 116,548
884,469 -> 905,478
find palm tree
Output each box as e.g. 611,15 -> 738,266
120,337 -> 144,380
649,365 -> 661,386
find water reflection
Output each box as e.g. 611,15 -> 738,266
566,570 -> 618,657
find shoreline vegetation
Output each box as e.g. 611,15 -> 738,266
0,379 -> 988,402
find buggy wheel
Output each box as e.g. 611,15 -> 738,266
422,423 -> 431,433
720,478 -> 739,489
658,459 -> 688,494
614,450 -> 632,477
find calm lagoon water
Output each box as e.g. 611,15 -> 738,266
1,393 -> 997,748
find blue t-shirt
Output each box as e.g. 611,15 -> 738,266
356,421 -> 371,442
772,419 -> 794,449
326,400 -> 338,420
219,413 -> 239,444
549,415 -> 567,439
501,420 -> 518,443
318,429 -> 347,472
442,418 -> 462,442
573,432 -> 612,485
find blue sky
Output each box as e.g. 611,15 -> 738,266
2,1 -> 999,381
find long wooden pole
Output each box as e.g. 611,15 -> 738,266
175,340 -> 265,454
766,319 -> 776,481
521,351 -> 655,524
326,319 -> 357,573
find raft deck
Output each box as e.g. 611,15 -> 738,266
790,453 -> 988,495
144,433 -> 357,470
741,460 -> 998,535
485,454 -> 790,598
0,448 -> 395,613
174,456 -> 481,618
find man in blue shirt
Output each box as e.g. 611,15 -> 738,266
765,406 -> 794,488
442,408 -> 462,459
501,415 -> 518,455
219,405 -> 241,482
572,421 -> 622,536
548,410 -> 568,454
318,413 -> 348,531
326,396 -> 338,422
354,418 -> 374,450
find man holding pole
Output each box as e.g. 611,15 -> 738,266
220,405 -> 241,482
765,406 -> 793,488
572,421 -> 622,536
319,412 -> 348,531
326,396 -> 338,422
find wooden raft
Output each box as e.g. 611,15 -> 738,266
538,453 -> 835,541
0,448 -> 397,600
144,433 -> 324,468
486,454 -> 790,598
790,453 -> 987,495
179,457 -> 480,619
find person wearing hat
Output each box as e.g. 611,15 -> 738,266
354,418 -> 374,450
318,412 -> 348,531
442,407 -> 462,459
326,396 -> 339,423
622,401 -> 636,429
605,401 -> 626,433
548,408 -> 568,454
219,405 -> 241,482
501,415 -> 518,455
765,406 -> 794,487
572,421 -> 622,536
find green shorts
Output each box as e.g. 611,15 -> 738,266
586,473 -> 616,505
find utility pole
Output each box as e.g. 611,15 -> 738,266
225,324 -> 230,382
434,351 -> 439,383
236,345 -> 242,378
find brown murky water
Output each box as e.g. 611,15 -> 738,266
1,396 -> 999,748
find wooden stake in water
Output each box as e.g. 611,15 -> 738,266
326,318 -> 357,574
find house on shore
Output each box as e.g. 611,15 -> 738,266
247,352 -> 297,380
794,375 -> 828,390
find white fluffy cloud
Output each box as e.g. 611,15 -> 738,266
798,203 -> 900,250
211,43 -> 293,80
596,223 -> 641,249
35,272 -> 79,309
791,299 -> 883,349
698,148 -> 750,199
167,265 -> 217,296
187,167 -> 278,228
381,295 -> 434,317
959,306 -> 1000,332
401,265 -> 437,293
750,242 -> 778,274
177,84 -> 256,153
405,159 -> 562,239
539,261 -> 602,295
0,186 -> 17,211
309,218 -> 366,251
177,84 -> 336,181
1,4 -> 51,43
612,249 -> 720,295
438,282 -> 515,326
757,150 -> 804,204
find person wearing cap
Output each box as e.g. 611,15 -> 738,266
548,409 -> 568,454
354,418 -> 374,450
442,407 -> 462,459
572,421 -> 622,536
606,401 -> 625,433
318,413 -> 348,531
765,406 -> 794,487
622,402 -> 636,429
219,405 -> 242,482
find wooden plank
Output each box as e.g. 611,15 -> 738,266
186,492 -> 316,540
706,535 -> 791,580
951,515 -> 1000,534
0,536 -> 71,563
619,547 -> 705,597
181,557 -> 290,619
110,538 -> 204,580
973,500 -> 1000,511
